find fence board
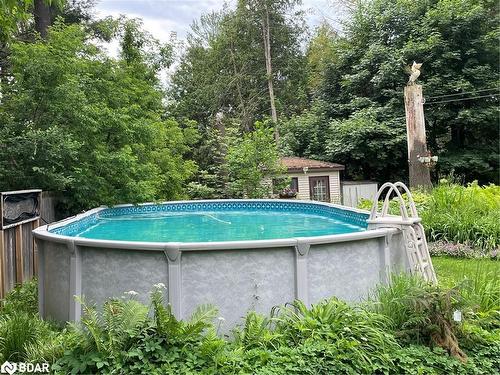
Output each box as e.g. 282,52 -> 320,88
0,190 -> 51,297
15,226 -> 24,283
4,228 -> 16,292
22,222 -> 33,280
40,192 -> 58,224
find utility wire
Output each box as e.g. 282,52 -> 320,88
424,93 -> 500,105
426,87 -> 499,100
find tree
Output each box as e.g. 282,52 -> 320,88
282,0 -> 499,184
171,1 -> 307,132
0,23 -> 196,213
248,0 -> 279,134
171,1 -> 307,195
225,122 -> 284,198
33,0 -> 52,38
306,22 -> 338,95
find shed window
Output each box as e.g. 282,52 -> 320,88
290,177 -> 299,192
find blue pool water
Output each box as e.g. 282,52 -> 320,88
52,202 -> 368,242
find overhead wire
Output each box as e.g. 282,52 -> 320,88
425,87 -> 499,100
424,93 -> 500,105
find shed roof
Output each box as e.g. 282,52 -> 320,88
281,157 -> 344,172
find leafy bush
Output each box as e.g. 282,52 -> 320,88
422,181 -> 500,251
0,280 -> 38,317
225,121 -> 284,199
273,299 -> 399,373
369,274 -> 467,361
54,286 -> 221,374
391,344 -> 499,375
0,281 -> 61,363
0,312 -> 56,362
0,23 -> 196,213
1,275 -> 498,374
359,181 -> 500,252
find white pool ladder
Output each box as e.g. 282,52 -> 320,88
367,182 -> 437,284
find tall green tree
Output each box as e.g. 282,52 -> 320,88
171,0 -> 307,194
0,23 -> 196,212
306,22 -> 338,96
171,0 -> 307,132
282,0 -> 499,184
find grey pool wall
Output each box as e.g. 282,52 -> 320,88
33,200 -> 409,330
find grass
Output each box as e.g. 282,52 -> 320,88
432,257 -> 500,289
432,256 -> 500,316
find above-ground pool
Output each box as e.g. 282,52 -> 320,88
54,201 -> 367,242
33,200 -> 409,330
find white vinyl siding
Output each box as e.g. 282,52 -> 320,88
286,171 -> 341,203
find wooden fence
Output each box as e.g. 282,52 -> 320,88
0,191 -> 57,298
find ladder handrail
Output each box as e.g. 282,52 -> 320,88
369,181 -> 437,284
369,181 -> 419,221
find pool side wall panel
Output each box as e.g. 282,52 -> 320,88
308,238 -> 383,303
81,247 -> 169,308
36,232 -> 408,330
181,247 -> 296,329
38,240 -> 71,322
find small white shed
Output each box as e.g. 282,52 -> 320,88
341,181 -> 378,208
280,157 -> 344,203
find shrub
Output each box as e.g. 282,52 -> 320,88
359,181 -> 500,252
0,312 -> 56,362
0,280 -> 38,317
273,299 -> 399,374
54,286 -> 221,374
369,274 -> 467,361
1,276 -> 498,374
391,344 -> 499,375
0,281 -> 61,363
422,181 -> 500,251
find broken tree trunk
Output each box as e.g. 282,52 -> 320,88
404,84 -> 432,190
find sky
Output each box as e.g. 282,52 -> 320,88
93,0 -> 346,44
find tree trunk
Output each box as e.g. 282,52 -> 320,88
260,2 -> 279,141
404,85 -> 432,190
34,0 -> 51,39
229,41 -> 251,132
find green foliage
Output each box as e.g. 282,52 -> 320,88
359,181 -> 500,251
325,108 -> 407,181
282,0 -> 499,184
0,279 -> 38,316
432,257 -> 500,318
370,274 -> 467,361
0,280 -> 60,363
226,122 -> 284,198
53,286 -> 221,374
171,0 -> 306,193
422,181 -> 500,250
171,0 -> 307,130
0,22 -> 196,213
391,344 -> 499,375
1,273 -> 499,374
306,22 -> 338,95
0,312 -> 56,362
274,299 -> 399,373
